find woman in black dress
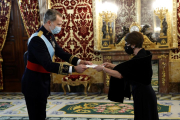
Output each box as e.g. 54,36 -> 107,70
94,31 -> 159,120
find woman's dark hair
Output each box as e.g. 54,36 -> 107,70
125,31 -> 144,48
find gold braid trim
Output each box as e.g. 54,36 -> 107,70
69,55 -> 75,64
58,63 -> 63,74
38,31 -> 43,37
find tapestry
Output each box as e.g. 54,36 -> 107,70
17,0 -> 40,37
115,0 -> 137,34
50,0 -> 102,62
0,99 -> 178,119
0,0 -> 11,90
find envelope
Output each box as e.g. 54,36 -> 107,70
86,64 -> 98,68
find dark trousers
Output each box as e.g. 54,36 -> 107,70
25,96 -> 47,120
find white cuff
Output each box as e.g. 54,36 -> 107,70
77,59 -> 81,65
69,66 -> 72,74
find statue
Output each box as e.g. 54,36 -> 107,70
102,21 -> 107,39
108,22 -> 114,44
162,18 -> 168,36
141,24 -> 157,43
140,24 -> 150,35
116,26 -> 129,44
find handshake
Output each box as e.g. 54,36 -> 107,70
74,60 -> 115,73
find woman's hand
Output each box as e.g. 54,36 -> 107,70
94,65 -> 104,72
102,62 -> 114,69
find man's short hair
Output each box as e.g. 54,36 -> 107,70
43,9 -> 62,24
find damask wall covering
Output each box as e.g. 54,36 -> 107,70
141,0 -> 154,32
51,0 -> 101,62
50,0 -> 103,91
115,0 -> 137,34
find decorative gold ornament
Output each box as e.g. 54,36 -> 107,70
99,11 -> 117,50
99,11 -> 116,24
106,74 -> 110,86
107,106 -> 121,111
105,56 -> 111,60
161,39 -> 167,44
154,8 -> 168,37
62,77 -> 91,95
142,35 -> 156,48
161,62 -> 166,86
116,25 -> 155,49
103,42 -> 108,47
129,22 -> 141,32
158,54 -> 168,60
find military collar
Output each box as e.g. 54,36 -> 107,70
37,26 -> 52,39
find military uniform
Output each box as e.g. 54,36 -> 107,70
21,26 -> 79,120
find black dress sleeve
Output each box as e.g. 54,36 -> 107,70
114,56 -> 152,85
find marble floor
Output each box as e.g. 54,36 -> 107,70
0,92 -> 179,120
0,92 -> 180,100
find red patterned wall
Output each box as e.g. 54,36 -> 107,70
50,0 -> 101,62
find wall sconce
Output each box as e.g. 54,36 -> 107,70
99,2 -> 118,50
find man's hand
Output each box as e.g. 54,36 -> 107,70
79,60 -> 93,65
74,65 -> 87,73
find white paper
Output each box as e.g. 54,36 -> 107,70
86,64 -> 98,68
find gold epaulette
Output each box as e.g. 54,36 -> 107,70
37,31 -> 43,37
69,55 -> 75,64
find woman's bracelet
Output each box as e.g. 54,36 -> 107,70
103,66 -> 106,73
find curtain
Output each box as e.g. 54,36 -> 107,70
17,0 -> 40,37
0,0 -> 12,90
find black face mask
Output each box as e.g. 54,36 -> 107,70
124,45 -> 134,55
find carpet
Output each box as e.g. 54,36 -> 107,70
0,99 -> 179,119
